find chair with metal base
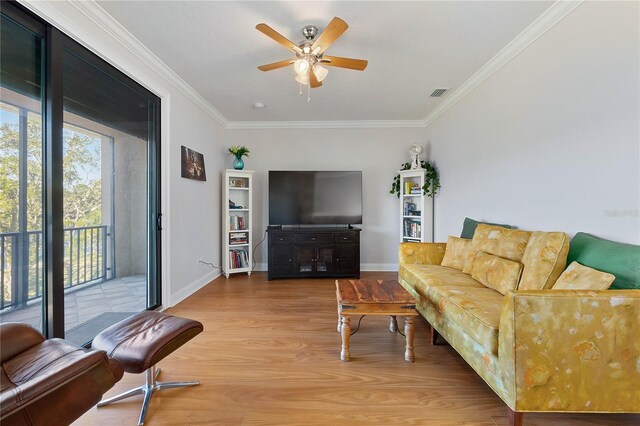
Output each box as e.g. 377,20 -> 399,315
92,311 -> 203,425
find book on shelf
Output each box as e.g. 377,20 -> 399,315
229,231 -> 248,244
403,218 -> 422,239
229,248 -> 249,269
404,181 -> 421,195
229,215 -> 245,231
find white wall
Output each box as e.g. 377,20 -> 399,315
426,1 -> 640,244
167,92 -> 226,304
225,128 -> 427,270
21,1 -> 227,306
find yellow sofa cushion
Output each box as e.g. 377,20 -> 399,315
463,224 -> 532,274
552,261 -> 615,290
519,231 -> 570,290
399,264 -> 483,299
441,236 -> 472,271
471,252 -> 524,295
398,242 -> 447,266
429,286 -> 504,355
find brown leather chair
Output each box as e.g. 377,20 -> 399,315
0,322 -> 124,426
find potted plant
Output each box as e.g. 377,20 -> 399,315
390,161 -> 440,197
228,145 -> 250,170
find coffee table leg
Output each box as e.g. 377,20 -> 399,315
404,316 -> 415,362
337,306 -> 342,333
389,315 -> 398,333
340,315 -> 351,361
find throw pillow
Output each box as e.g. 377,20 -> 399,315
552,261 -> 615,290
567,233 -> 640,290
441,236 -> 472,271
518,231 -> 570,290
471,251 -> 524,295
462,224 -> 532,274
460,217 -> 512,239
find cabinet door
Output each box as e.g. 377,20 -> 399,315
294,246 -> 315,274
315,246 -> 335,275
335,245 -> 358,275
271,245 -> 293,276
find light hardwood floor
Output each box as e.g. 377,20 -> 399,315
75,272 -> 639,425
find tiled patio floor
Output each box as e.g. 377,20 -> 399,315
0,274 -> 146,334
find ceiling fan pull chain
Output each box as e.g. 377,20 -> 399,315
298,81 -> 303,96
307,82 -> 311,102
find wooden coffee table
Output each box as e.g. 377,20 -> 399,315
335,279 -> 418,362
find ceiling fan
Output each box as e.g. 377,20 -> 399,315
256,17 -> 368,100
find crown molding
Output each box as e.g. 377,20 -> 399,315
19,0 -> 581,131
423,0 -> 583,127
19,0 -> 229,128
68,1 -> 230,127
226,120 -> 427,130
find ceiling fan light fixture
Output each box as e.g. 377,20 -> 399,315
295,74 -> 309,85
294,58 -> 310,75
313,64 -> 328,82
256,17 -> 366,101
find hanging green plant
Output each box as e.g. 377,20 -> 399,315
389,161 -> 440,198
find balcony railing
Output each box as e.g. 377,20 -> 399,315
0,225 -> 108,310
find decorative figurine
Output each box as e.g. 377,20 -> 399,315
409,144 -> 423,169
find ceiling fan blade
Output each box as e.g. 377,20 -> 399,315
258,59 -> 293,72
309,70 -> 322,88
311,17 -> 348,54
256,23 -> 303,54
322,56 -> 368,71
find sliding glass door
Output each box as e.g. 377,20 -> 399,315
0,2 -> 161,344
0,8 -> 45,330
61,43 -> 160,344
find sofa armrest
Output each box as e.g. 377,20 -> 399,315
498,290 -> 640,412
0,323 -> 45,363
398,242 -> 446,265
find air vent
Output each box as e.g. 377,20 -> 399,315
430,88 -> 448,98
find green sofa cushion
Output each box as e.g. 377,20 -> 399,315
567,233 -> 640,290
460,217 -> 512,239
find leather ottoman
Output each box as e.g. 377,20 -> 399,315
92,311 -> 203,425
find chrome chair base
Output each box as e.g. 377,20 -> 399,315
97,366 -> 199,425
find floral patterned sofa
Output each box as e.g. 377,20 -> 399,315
398,224 -> 639,425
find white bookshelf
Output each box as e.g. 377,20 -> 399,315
398,169 -> 434,243
222,169 -> 254,277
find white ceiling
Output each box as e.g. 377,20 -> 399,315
97,1 -> 553,123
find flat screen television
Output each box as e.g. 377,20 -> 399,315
269,171 -> 363,225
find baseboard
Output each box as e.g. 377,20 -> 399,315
253,263 -> 398,273
169,270 -> 219,307
361,263 -> 398,272
254,263 -> 268,272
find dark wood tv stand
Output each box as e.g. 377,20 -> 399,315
267,227 -> 361,280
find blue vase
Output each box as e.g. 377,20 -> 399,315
232,156 -> 244,170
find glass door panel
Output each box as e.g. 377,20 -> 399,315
294,246 -> 314,273
316,247 -> 335,274
0,13 -> 44,331
62,46 -> 158,345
